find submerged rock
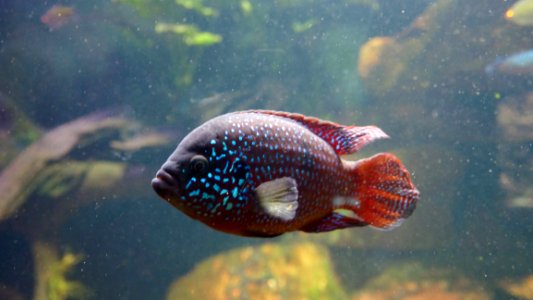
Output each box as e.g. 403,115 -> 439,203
356,0 -> 533,145
358,0 -> 532,97
499,274 -> 533,300
497,93 -> 533,209
351,262 -> 491,300
0,110 -> 132,221
497,92 -> 533,142
167,242 -> 348,300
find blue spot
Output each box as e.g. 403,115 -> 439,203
201,193 -> 215,200
238,178 -> 245,186
214,175 -> 221,181
210,139 -> 216,145
185,177 -> 197,189
220,189 -> 228,195
207,173 -> 213,178
189,189 -> 200,197
223,196 -> 229,205
226,202 -> 233,210
213,184 -> 220,192
231,140 -> 236,146
232,187 -> 239,198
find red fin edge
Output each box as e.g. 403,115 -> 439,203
348,153 -> 419,229
243,110 -> 389,155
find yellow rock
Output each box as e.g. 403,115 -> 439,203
351,262 -> 492,300
357,36 -> 395,79
167,242 -> 348,300
499,275 -> 533,300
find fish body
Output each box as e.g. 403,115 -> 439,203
505,0 -> 533,26
152,110 -> 419,237
485,50 -> 533,76
40,5 -> 77,30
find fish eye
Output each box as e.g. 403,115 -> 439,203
189,155 -> 209,176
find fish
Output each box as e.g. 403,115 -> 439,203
151,110 -> 419,237
505,0 -> 533,26
485,50 -> 533,76
40,5 -> 77,31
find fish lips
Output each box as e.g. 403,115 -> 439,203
151,167 -> 181,202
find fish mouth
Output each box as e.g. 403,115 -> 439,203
151,169 -> 180,202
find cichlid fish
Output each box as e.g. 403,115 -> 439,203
505,0 -> 533,26
152,110 -> 419,237
40,5 -> 78,31
485,50 -> 533,76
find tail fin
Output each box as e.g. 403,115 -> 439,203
347,153 -> 419,229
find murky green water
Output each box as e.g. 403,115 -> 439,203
0,1 -> 531,299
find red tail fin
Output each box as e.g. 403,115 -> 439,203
348,153 -> 419,229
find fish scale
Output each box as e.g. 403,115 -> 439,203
152,110 -> 419,237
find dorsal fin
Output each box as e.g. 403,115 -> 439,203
243,110 -> 389,155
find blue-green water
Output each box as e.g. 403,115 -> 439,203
0,0 -> 531,299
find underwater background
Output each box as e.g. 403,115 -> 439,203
0,0 -> 532,299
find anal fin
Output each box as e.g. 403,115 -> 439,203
300,212 -> 367,233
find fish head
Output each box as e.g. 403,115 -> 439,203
152,119 -> 253,221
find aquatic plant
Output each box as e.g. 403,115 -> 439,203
155,23 -> 222,46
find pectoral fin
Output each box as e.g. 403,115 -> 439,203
256,177 -> 298,221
